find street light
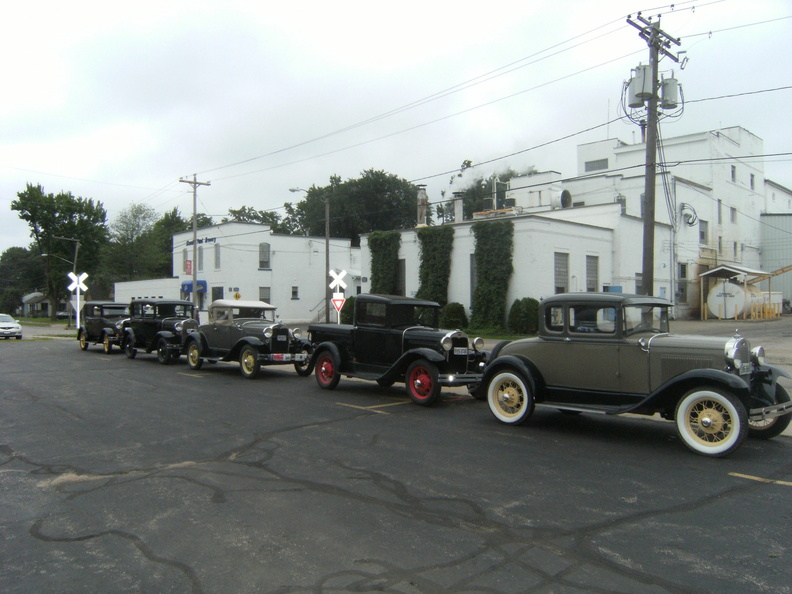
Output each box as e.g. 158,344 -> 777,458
290,187 -> 330,323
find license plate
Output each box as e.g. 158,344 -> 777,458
739,362 -> 752,375
276,335 -> 287,341
272,353 -> 287,361
453,347 -> 468,356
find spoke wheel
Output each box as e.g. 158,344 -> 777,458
156,337 -> 173,365
79,332 -> 88,351
675,387 -> 747,457
315,352 -> 340,389
294,346 -> 314,377
187,342 -> 203,370
748,385 -> 791,439
123,336 -> 137,359
405,359 -> 440,406
487,370 -> 534,424
239,345 -> 260,379
102,334 -> 112,354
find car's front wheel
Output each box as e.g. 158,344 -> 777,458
748,385 -> 791,439
487,370 -> 534,424
79,331 -> 88,351
102,334 -> 112,354
239,345 -> 260,379
675,387 -> 747,457
315,351 -> 340,390
294,346 -> 314,377
405,359 -> 440,406
123,336 -> 137,359
187,341 -> 203,370
156,338 -> 173,365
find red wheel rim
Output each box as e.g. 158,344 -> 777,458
318,356 -> 335,384
410,366 -> 433,400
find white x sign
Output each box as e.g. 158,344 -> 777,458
67,271 -> 89,293
329,269 -> 347,291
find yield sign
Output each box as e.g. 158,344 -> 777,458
67,272 -> 89,293
329,269 -> 347,291
331,297 -> 346,313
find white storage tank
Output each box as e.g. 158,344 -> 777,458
707,281 -> 763,319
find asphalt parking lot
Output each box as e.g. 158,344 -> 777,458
2,320 -> 791,592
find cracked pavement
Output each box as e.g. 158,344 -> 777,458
1,338 -> 791,593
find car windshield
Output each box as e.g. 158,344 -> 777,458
158,304 -> 193,318
102,306 -> 129,317
623,305 -> 670,335
234,307 -> 275,321
0,314 -> 14,322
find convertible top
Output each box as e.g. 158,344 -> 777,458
208,299 -> 276,311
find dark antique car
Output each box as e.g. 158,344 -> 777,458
122,299 -> 197,364
480,292 -> 792,457
77,301 -> 129,353
182,299 -> 312,379
308,294 -> 489,405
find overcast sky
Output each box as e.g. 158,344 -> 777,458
2,0 -> 790,257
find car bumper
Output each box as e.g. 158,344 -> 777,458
1,330 -> 22,337
438,373 -> 483,387
260,353 -> 309,363
750,400 -> 792,421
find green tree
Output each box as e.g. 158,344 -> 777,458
11,183 -> 108,318
438,167 -> 537,222
224,205 -> 297,234
0,247 -> 47,313
101,203 -> 160,283
294,170 -> 419,246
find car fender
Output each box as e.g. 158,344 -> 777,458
311,341 -> 344,367
123,327 -> 137,345
753,363 -> 791,404
227,336 -> 265,359
101,327 -> 118,340
642,368 -> 751,412
183,331 -> 208,355
155,330 -> 177,342
479,354 -> 541,397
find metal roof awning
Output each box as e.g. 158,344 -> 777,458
698,265 -> 769,280
22,291 -> 46,304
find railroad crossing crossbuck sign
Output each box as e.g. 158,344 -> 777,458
329,270 -> 347,322
68,272 -> 88,293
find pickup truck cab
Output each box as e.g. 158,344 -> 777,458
308,294 -> 488,405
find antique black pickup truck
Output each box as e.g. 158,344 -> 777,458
308,294 -> 489,405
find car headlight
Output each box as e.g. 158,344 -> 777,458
291,327 -> 302,339
725,335 -> 751,369
472,337 -> 484,351
751,345 -> 766,366
263,327 -> 273,339
441,335 -> 453,351
174,321 -> 184,332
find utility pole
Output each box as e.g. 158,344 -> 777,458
179,174 -> 211,311
627,13 -> 680,296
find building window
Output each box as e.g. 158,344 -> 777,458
733,241 -> 738,260
259,287 -> 271,303
635,273 -> 643,295
717,200 -> 722,225
585,255 -> 599,292
718,236 -> 723,255
731,165 -> 736,182
182,248 -> 188,273
677,263 -> 688,304
585,158 -> 608,172
291,286 -> 299,300
554,252 -> 569,294
699,220 -> 708,245
730,207 -> 737,223
198,245 -> 204,272
259,242 -> 271,269
750,173 -> 755,190
211,286 -> 223,301
214,244 -> 221,269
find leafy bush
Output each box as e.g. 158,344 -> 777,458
340,295 -> 356,325
508,297 -> 540,334
440,302 -> 468,329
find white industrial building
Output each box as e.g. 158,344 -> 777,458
115,222 -> 361,323
357,126 -> 792,320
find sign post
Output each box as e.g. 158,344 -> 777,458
329,270 -> 348,324
67,272 -> 89,329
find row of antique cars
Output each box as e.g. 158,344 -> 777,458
76,292 -> 792,458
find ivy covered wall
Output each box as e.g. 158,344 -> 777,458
471,220 -> 514,329
368,230 -> 401,294
415,226 -> 454,305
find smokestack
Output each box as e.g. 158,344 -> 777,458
453,192 -> 464,223
416,185 -> 428,227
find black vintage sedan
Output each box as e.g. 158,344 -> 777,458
182,299 -> 312,379
77,301 -> 129,353
480,292 -> 792,457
